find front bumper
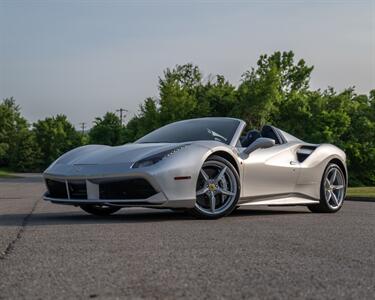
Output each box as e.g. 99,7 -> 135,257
44,176 -> 168,206
43,162 -> 197,208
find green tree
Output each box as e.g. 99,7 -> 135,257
10,127 -> 41,171
158,64 -> 202,124
236,51 -> 313,128
123,98 -> 161,142
89,112 -> 124,145
341,90 -> 375,185
0,97 -> 23,164
0,97 -> 41,171
33,115 -> 82,166
197,75 -> 237,117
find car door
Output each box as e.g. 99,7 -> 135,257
241,143 -> 300,198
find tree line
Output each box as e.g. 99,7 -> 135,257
0,51 -> 374,186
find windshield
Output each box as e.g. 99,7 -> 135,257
136,118 -> 241,144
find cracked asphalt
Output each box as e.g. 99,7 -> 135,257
0,175 -> 374,299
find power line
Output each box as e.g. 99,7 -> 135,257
116,108 -> 128,125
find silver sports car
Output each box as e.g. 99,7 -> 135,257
43,117 -> 347,219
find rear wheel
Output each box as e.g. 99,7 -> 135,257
308,163 -> 346,213
80,205 -> 121,216
190,155 -> 240,219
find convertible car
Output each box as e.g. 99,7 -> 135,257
43,117 -> 347,219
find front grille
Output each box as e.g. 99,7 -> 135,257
45,179 -> 67,199
68,180 -> 87,199
99,178 -> 157,200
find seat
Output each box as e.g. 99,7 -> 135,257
241,130 -> 261,147
260,125 -> 285,144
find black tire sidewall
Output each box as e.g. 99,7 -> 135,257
80,205 -> 121,216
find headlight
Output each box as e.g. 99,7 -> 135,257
131,145 -> 188,168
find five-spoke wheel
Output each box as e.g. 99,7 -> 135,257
308,163 -> 346,213
191,155 -> 240,219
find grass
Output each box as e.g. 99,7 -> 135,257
347,187 -> 375,199
0,168 -> 18,178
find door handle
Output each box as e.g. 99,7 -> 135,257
290,161 -> 298,165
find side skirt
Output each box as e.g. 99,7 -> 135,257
239,193 -> 320,206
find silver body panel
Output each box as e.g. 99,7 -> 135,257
43,118 -> 347,209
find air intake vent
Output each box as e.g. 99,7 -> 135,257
297,146 -> 317,162
99,178 -> 157,200
45,179 -> 68,199
68,180 -> 87,199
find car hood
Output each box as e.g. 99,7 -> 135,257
53,143 -> 186,166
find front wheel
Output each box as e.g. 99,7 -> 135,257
308,163 -> 346,213
190,155 -> 240,219
80,205 -> 121,216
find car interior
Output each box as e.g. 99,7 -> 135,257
240,125 -> 287,148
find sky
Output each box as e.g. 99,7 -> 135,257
0,0 -> 374,128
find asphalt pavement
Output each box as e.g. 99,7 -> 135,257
0,175 -> 374,299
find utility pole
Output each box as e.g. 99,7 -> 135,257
79,122 -> 86,134
116,108 -> 128,125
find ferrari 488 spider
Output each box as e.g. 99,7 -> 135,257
43,117 -> 347,219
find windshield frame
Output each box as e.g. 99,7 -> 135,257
135,118 -> 246,147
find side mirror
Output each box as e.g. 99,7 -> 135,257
243,137 -> 275,155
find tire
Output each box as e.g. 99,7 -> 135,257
80,205 -> 121,216
308,163 -> 346,213
190,155 -> 240,219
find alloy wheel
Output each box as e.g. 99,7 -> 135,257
324,167 -> 345,209
195,160 -> 238,216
